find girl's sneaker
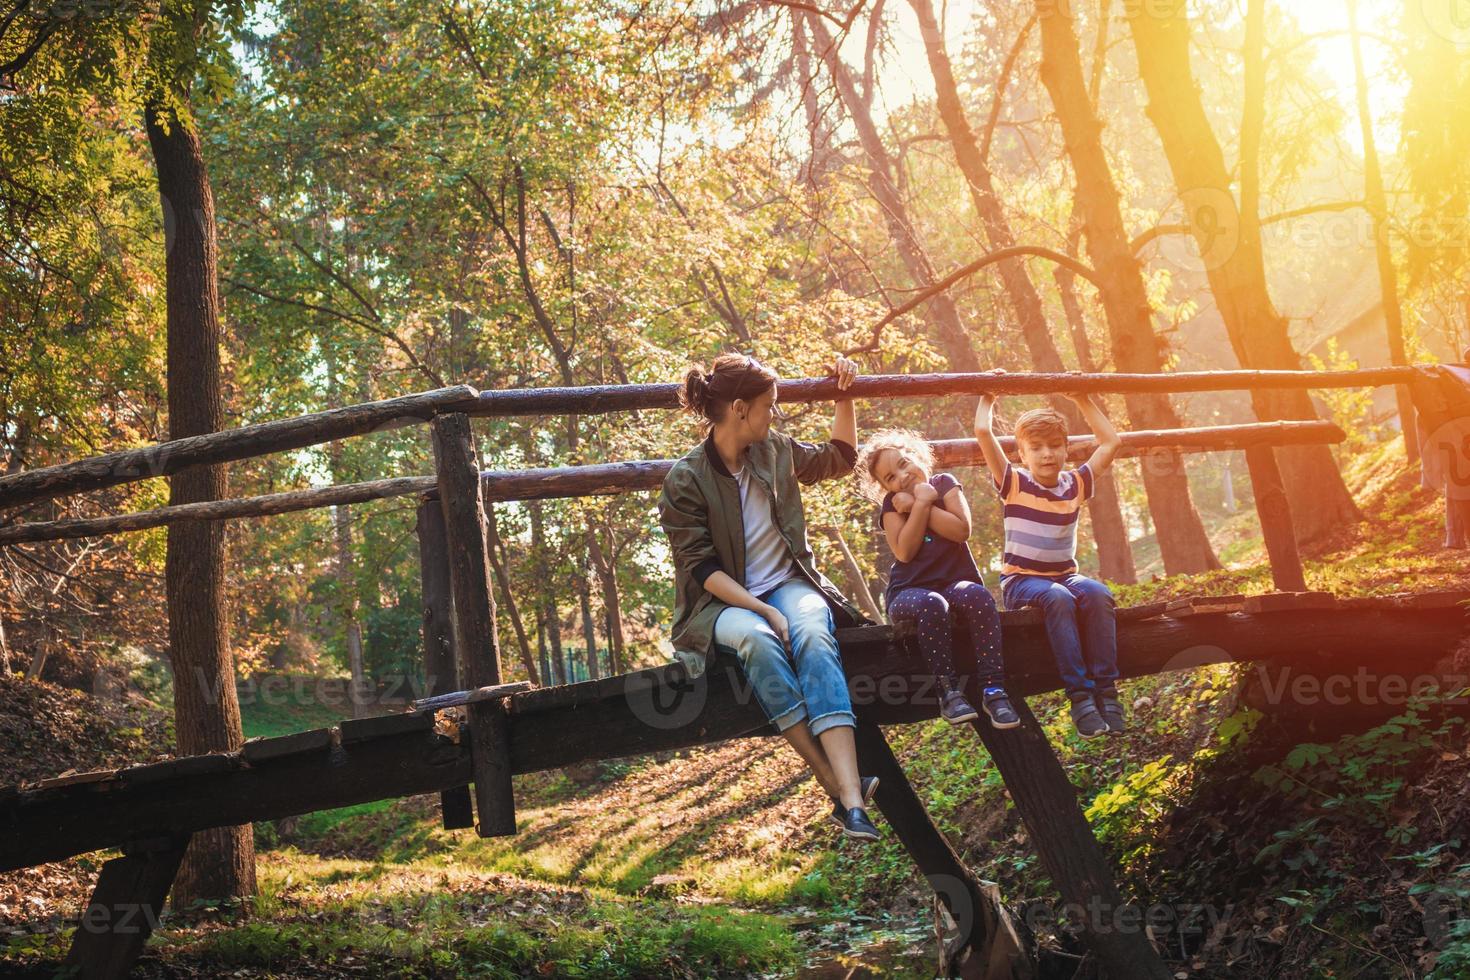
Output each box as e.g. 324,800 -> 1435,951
982,688 -> 1020,729
940,689 -> 980,725
1068,691 -> 1109,739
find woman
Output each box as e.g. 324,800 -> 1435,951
658,353 -> 880,841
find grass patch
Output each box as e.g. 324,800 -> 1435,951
168,852 -> 799,979
238,680 -> 350,739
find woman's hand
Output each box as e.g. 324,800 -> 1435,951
829,355 -> 859,448
831,355 -> 858,393
892,491 -> 915,514
760,603 -> 791,648
912,482 -> 939,505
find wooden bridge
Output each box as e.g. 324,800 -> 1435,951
0,366 -> 1464,979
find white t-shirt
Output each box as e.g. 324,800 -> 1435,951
733,465 -> 796,598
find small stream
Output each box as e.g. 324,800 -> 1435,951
787,912 -> 937,979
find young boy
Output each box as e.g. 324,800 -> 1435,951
974,390 -> 1124,738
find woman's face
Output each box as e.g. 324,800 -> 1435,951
728,387 -> 777,442
874,448 -> 929,495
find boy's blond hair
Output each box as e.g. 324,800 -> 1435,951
1013,407 -> 1069,444
855,429 -> 933,502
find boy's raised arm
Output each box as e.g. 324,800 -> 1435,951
1067,392 -> 1121,476
973,393 -> 1011,490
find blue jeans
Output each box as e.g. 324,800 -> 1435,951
713,578 -> 856,736
1002,573 -> 1117,694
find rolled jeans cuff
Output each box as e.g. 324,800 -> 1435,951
770,701 -> 808,733
807,709 -> 856,737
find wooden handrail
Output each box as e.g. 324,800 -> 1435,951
0,367 -> 1423,509
0,420 -> 1344,544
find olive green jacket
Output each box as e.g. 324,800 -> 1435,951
658,431 -> 868,675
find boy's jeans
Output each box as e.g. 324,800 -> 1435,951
713,577 -> 856,736
1003,573 -> 1118,694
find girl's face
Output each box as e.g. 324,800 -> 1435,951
873,448 -> 929,495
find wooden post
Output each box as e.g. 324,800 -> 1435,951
1243,445 -> 1307,592
430,413 -> 515,838
853,723 -> 1036,979
963,697 -> 1172,979
416,495 -> 473,831
62,833 -> 190,979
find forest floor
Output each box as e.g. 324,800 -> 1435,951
3,439 -> 1470,978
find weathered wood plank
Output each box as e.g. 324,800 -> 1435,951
339,712 -> 435,744
242,729 -> 335,764
1164,595 -> 1247,617
117,753 -> 240,786
1242,591 -> 1337,614
410,682 -> 532,712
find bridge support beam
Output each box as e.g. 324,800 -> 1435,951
431,413 -> 515,838
62,833 -> 191,980
1244,445 -> 1307,591
854,723 -> 1038,978
963,694 -> 1172,979
416,495 -> 474,831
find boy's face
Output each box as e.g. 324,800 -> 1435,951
1018,431 -> 1068,483
874,448 -> 929,495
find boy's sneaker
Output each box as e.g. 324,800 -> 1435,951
1068,691 -> 1109,739
1095,687 -> 1126,735
828,776 -> 880,828
982,688 -> 1020,729
840,807 -> 881,842
940,689 -> 980,725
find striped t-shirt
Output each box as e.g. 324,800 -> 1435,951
994,463 -> 1094,581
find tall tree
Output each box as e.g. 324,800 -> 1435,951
1124,0 -> 1361,544
907,0 -> 1136,583
802,10 -> 982,374
144,9 -> 256,901
1034,0 -> 1221,574
1346,0 -> 1417,462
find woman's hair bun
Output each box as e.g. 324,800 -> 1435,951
680,365 -> 711,416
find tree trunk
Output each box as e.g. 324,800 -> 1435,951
1124,0 -> 1361,543
528,500 -> 567,684
145,97 -> 255,904
335,502 -> 367,719
483,505 -> 542,686
1033,2 -> 1221,574
586,528 -> 624,674
1347,0 -> 1417,462
909,0 -> 1135,584
804,12 -> 980,374
578,571 -> 600,681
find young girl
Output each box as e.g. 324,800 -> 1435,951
857,430 -> 1019,730
659,353 -> 882,842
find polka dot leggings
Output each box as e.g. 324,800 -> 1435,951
888,581 -> 1004,687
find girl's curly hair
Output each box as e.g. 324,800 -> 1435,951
855,428 -> 934,502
